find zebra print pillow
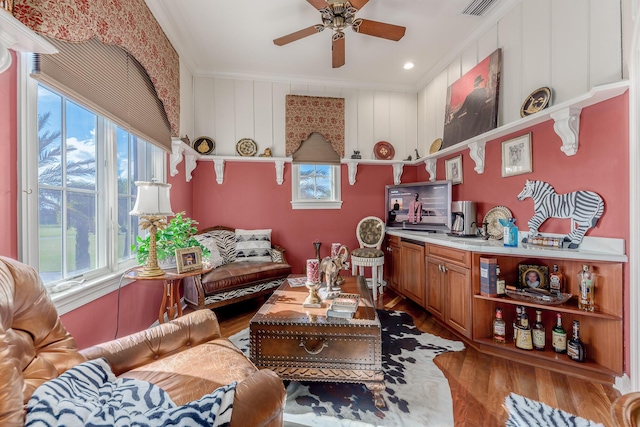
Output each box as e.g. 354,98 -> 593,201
26,358 -> 235,426
201,230 -> 236,264
236,229 -> 272,262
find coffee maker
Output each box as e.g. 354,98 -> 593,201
450,201 -> 477,236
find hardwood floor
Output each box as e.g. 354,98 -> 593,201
210,289 -> 621,426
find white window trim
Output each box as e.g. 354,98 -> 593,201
17,52 -> 164,314
291,164 -> 342,210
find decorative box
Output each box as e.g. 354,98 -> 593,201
480,257 -> 498,297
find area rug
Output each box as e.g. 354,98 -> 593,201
505,393 -> 605,427
229,309 -> 465,427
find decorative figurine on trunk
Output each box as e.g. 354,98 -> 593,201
516,180 -> 604,249
319,245 -> 350,296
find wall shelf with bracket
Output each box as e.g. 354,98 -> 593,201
0,11 -> 57,74
170,140 -> 419,186
422,80 -> 629,181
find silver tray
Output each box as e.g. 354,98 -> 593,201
505,289 -> 572,305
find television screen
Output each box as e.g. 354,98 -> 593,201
385,180 -> 452,233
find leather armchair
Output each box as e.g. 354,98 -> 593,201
612,392 -> 640,427
0,256 -> 285,426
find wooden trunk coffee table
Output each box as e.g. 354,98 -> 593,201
249,275 -> 385,408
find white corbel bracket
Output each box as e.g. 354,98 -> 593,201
275,160 -> 285,185
170,139 -> 185,177
468,139 -> 486,174
213,159 -> 225,184
0,32 -> 16,74
347,162 -> 357,185
392,163 -> 404,185
185,154 -> 197,182
424,158 -> 436,182
551,107 -> 582,156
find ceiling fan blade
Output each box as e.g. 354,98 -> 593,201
332,34 -> 345,68
307,0 -> 328,10
353,19 -> 406,41
348,0 -> 369,10
274,25 -> 324,46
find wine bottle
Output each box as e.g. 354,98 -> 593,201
493,307 -> 506,344
552,312 -> 567,354
567,320 -> 586,362
532,310 -> 546,351
549,264 -> 563,295
578,265 -> 595,311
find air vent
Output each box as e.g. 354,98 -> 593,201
461,0 -> 499,16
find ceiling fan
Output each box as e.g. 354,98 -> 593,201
273,0 -> 406,68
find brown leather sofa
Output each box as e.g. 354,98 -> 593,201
0,256 -> 286,426
184,226 -> 292,310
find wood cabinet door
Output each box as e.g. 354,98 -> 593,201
444,262 -> 472,338
426,258 -> 445,320
400,242 -> 425,306
388,243 -> 402,291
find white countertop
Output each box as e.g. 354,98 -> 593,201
386,229 -> 628,263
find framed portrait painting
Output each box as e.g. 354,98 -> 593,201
442,48 -> 502,149
518,264 -> 549,291
445,155 -> 463,185
502,133 -> 532,177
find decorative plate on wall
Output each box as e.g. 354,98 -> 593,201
374,141 -> 395,160
483,205 -> 513,240
429,138 -> 443,154
520,87 -> 551,117
192,136 -> 215,155
236,138 -> 258,156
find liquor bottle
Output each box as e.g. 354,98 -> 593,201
496,265 -> 506,296
513,306 -> 522,342
493,307 -> 506,344
515,306 -> 533,350
567,320 -> 586,362
549,264 -> 563,295
552,313 -> 567,354
532,310 -> 546,351
578,265 -> 595,311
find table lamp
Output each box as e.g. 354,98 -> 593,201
130,180 -> 173,277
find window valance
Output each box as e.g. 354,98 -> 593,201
13,0 -> 179,139
285,95 -> 345,157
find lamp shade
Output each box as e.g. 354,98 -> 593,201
130,181 -> 173,216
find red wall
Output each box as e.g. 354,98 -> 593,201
0,52 -> 18,259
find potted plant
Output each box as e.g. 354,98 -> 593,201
132,211 -> 209,267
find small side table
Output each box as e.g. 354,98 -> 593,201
125,266 -> 212,324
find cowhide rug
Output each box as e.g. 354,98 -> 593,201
229,309 -> 465,427
505,393 -> 605,427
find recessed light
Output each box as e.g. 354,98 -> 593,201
403,62 -> 414,70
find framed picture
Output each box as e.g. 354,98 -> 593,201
518,264 -> 549,290
445,155 -> 463,185
175,247 -> 203,273
502,133 -> 532,177
442,48 -> 502,149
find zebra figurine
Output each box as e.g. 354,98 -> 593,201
516,180 -> 604,249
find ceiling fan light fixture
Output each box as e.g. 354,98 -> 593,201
403,62 -> 414,70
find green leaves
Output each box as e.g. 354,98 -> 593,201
131,212 -> 210,264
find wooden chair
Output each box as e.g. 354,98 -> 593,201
350,216 -> 385,301
612,392 -> 640,426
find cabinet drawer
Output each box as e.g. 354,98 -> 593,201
251,328 -> 380,368
427,244 -> 470,268
387,235 -> 401,247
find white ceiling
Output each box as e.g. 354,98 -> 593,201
146,0 -> 514,92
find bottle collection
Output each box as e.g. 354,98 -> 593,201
492,306 -> 586,362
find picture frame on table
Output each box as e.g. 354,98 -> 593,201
445,155 -> 463,185
518,264 -> 549,290
175,247 -> 203,273
502,133 -> 532,177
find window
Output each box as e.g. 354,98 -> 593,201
291,164 -> 342,209
21,78 -> 165,309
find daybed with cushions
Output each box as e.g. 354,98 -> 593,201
0,256 -> 286,426
184,226 -> 292,310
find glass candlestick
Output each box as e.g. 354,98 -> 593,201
313,241 -> 321,260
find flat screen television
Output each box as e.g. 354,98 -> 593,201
385,180 -> 452,233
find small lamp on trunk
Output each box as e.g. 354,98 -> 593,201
130,180 -> 173,277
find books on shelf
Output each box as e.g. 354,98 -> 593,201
326,293 -> 360,318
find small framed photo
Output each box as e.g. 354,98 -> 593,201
175,247 -> 203,273
518,264 -> 549,290
502,133 -> 532,177
445,155 -> 463,185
